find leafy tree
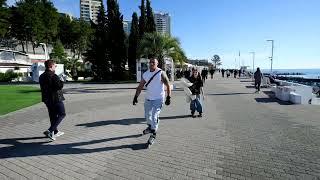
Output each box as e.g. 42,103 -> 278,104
139,32 -> 181,70
9,6 -> 27,52
68,19 -> 93,59
50,40 -> 67,64
64,58 -> 82,80
138,0 -> 146,37
106,0 -> 127,80
0,0 -> 10,38
211,54 -> 222,68
75,20 -> 93,59
145,0 -> 156,33
128,12 -> 139,76
84,0 -> 110,80
8,0 -> 58,53
18,0 -> 45,53
57,14 -> 73,49
39,0 -> 59,44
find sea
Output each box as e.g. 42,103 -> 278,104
261,69 -> 320,79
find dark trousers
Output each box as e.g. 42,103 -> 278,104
45,101 -> 66,133
190,95 -> 203,114
202,76 -> 206,83
255,81 -> 261,91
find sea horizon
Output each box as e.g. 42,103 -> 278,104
261,69 -> 320,79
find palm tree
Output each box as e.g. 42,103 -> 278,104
170,45 -> 187,66
139,32 -> 185,69
211,54 -> 222,68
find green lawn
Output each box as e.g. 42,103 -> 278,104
0,85 -> 41,116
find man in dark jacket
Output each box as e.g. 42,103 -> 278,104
254,67 -> 263,93
39,60 -> 66,141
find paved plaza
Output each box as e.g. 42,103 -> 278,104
0,76 -> 320,180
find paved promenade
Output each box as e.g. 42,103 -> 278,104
0,76 -> 320,180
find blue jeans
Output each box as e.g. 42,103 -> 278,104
144,99 -> 163,131
45,101 -> 66,133
190,95 -> 203,113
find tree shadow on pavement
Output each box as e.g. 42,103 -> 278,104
0,134 -> 147,159
76,115 -> 191,128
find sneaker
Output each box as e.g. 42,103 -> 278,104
148,134 -> 157,145
55,131 -> 64,137
47,131 -> 56,141
43,130 -> 50,137
198,113 -> 203,117
143,127 -> 152,135
191,112 -> 196,118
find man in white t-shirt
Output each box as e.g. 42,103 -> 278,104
133,58 -> 171,146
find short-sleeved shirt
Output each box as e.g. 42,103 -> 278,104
142,68 -> 165,100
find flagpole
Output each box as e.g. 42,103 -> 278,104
239,51 -> 241,68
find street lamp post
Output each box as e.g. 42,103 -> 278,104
250,52 -> 255,73
266,40 -> 274,72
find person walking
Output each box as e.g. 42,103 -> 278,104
184,68 -> 191,78
133,58 -> 171,147
39,60 -> 66,141
188,69 -> 204,118
204,68 -> 209,80
226,70 -> 231,78
234,69 -> 238,78
201,69 -> 206,83
254,67 -> 263,93
221,69 -> 225,78
209,69 -> 215,79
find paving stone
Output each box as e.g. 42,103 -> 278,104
0,77 -> 319,179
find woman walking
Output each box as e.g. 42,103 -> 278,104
188,68 -> 204,118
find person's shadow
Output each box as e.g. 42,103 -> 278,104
0,134 -> 147,159
76,115 -> 191,128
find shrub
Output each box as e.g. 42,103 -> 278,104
0,70 -> 22,82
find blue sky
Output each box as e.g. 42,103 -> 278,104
7,0 -> 320,69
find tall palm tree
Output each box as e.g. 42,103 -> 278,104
139,32 -> 183,70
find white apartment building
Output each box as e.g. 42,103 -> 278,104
154,12 -> 171,35
80,0 -> 102,23
123,20 -> 132,35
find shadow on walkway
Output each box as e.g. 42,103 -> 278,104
0,134 -> 146,159
208,92 -> 253,96
76,115 -> 191,128
18,89 -> 41,93
245,85 -> 256,89
255,91 -> 293,105
240,80 -> 253,83
63,87 -> 136,94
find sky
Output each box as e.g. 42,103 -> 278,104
6,0 -> 320,69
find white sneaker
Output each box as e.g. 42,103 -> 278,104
48,131 -> 56,141
55,131 -> 64,137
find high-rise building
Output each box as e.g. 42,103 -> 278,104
80,0 -> 101,23
154,12 -> 171,35
123,20 -> 132,35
